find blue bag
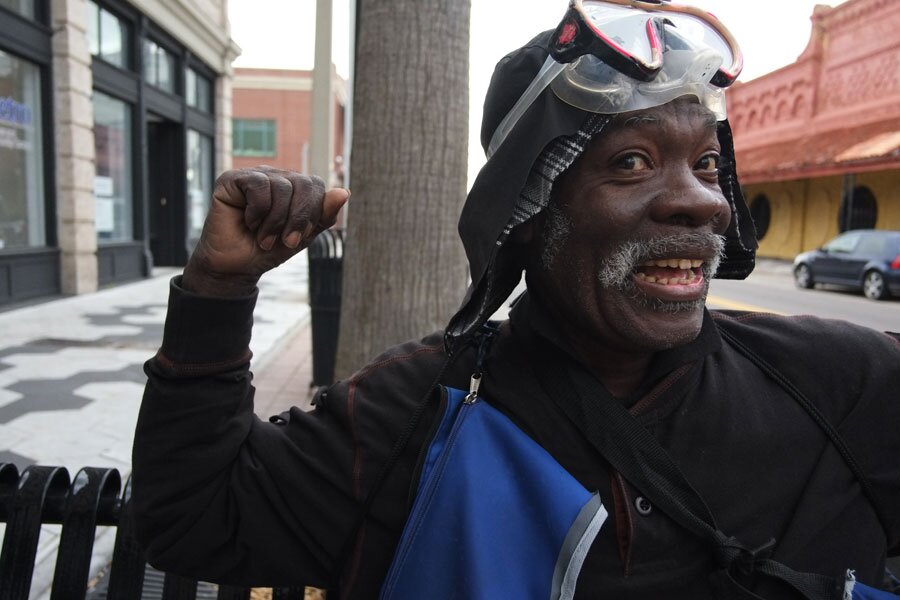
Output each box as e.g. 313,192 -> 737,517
848,571 -> 900,599
380,387 -> 607,600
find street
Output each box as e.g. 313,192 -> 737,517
708,263 -> 900,332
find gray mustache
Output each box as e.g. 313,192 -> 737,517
597,232 -> 726,288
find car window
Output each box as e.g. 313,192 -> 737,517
824,232 -> 860,254
889,236 -> 900,255
855,234 -> 886,257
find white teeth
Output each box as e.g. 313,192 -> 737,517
636,272 -> 647,280
645,276 -> 657,283
642,258 -> 705,268
657,278 -> 669,285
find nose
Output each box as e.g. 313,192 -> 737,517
649,167 -> 731,234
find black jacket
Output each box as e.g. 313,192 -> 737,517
133,278 -> 900,598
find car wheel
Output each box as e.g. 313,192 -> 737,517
794,264 -> 814,289
863,270 -> 889,300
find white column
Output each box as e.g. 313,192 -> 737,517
52,0 -> 97,294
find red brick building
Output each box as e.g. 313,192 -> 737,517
725,0 -> 900,259
232,67 -> 346,186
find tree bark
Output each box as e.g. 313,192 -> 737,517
334,0 -> 471,378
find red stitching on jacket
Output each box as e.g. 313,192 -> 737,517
346,344 -> 443,500
343,343 -> 444,594
714,312 -> 900,347
611,470 -> 634,576
711,311 -> 823,323
341,523 -> 367,599
629,364 -> 692,417
154,349 -> 252,373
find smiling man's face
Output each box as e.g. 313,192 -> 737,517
527,97 -> 731,356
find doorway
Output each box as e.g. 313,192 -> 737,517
147,116 -> 185,266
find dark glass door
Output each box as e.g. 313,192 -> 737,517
147,117 -> 185,266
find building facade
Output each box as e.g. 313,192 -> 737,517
232,67 -> 346,187
0,0 -> 238,307
726,0 -> 900,260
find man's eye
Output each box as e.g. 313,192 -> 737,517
694,154 -> 719,172
615,154 -> 651,171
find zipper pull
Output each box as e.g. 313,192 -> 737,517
464,372 -> 482,404
843,569 -> 856,600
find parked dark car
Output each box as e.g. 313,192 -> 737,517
793,229 -> 900,300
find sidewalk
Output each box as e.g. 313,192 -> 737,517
0,254 -> 316,599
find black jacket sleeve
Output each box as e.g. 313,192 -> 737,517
131,277 -> 454,591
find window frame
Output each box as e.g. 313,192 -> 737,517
86,0 -> 133,70
232,118 -> 277,157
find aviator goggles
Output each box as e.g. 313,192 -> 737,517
487,0 -> 744,157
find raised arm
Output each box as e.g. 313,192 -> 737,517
131,168 -> 354,587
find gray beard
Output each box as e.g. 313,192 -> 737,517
538,204 -> 726,314
598,233 -> 725,313
540,201 -> 572,270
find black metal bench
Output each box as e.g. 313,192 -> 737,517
0,463 -> 309,599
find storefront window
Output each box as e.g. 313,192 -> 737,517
0,0 -> 36,20
143,39 -> 176,93
185,67 -> 212,112
0,49 -> 45,250
93,90 -> 133,242
186,129 -> 212,241
86,1 -> 130,69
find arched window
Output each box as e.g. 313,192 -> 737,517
791,96 -> 805,118
839,185 -> 878,232
776,100 -> 788,122
749,193 -> 771,240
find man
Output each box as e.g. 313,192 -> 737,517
132,2 -> 900,599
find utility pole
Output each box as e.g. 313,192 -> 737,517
311,0 -> 335,185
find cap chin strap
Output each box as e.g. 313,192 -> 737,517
487,56 -> 564,159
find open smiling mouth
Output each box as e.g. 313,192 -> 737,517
633,258 -> 705,286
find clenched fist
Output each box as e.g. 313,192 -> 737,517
182,166 -> 350,297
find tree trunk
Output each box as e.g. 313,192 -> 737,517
334,0 -> 471,378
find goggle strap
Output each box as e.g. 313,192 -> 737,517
487,55 -> 565,158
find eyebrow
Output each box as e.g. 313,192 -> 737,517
617,108 -> 718,131
621,114 -> 660,128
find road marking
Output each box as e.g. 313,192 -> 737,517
706,294 -> 786,315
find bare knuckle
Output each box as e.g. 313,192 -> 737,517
308,175 -> 326,193
267,174 -> 293,196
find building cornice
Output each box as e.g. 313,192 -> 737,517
234,72 -> 313,91
818,0 -> 894,30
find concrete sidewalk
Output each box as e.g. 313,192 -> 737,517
0,254 -> 316,599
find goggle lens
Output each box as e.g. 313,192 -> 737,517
571,0 -> 741,85
486,0 -> 743,157
582,5 -> 656,66
664,13 -> 737,78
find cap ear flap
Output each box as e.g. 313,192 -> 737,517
715,119 -> 757,279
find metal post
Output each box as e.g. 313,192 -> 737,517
311,0 -> 335,184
